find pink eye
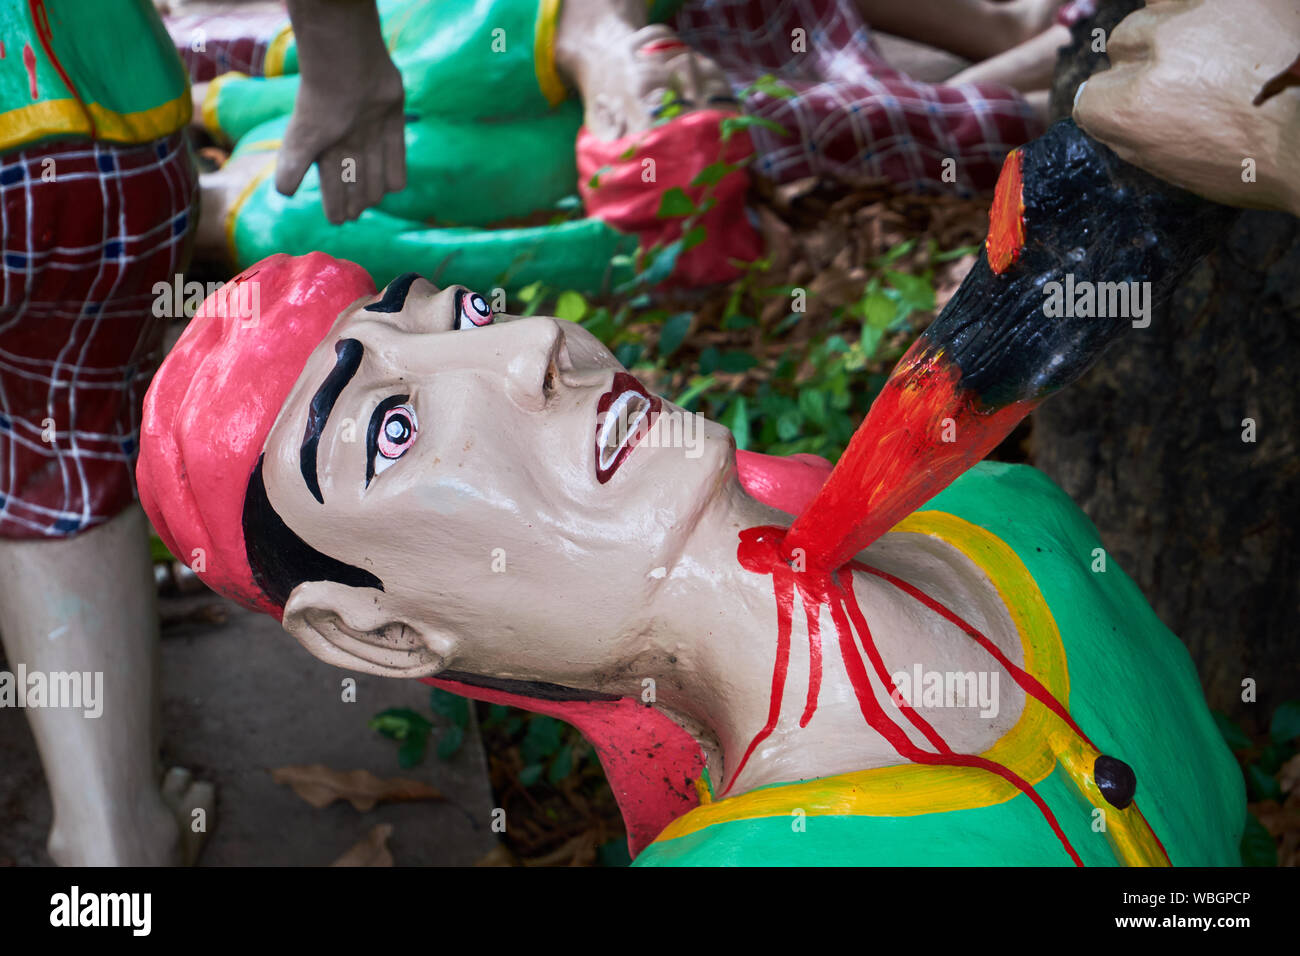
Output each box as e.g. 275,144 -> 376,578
455,289 -> 493,329
375,402 -> 417,474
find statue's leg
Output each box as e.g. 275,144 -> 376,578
854,0 -> 1066,61
946,24 -> 1071,94
0,505 -> 214,865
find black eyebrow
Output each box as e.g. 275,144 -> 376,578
301,338 -> 364,504
364,272 -> 421,313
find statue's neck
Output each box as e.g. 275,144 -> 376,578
634,487 -> 1026,800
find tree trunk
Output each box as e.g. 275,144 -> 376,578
1034,0 -> 1300,725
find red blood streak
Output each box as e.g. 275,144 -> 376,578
639,38 -> 689,56
857,561 -> 1097,749
987,148 -> 1026,274
22,43 -> 37,98
799,600 -> 822,728
1,41 -> 7,58
781,341 -> 1036,572
728,523 -> 1088,866
28,0 -> 95,136
838,567 -> 951,754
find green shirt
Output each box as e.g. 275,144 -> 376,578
0,0 -> 189,152
636,462 -> 1245,866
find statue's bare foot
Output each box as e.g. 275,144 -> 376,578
46,767 -> 215,866
161,767 -> 217,866
559,21 -> 736,141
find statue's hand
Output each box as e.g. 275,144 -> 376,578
1072,0 -> 1300,216
275,0 -> 407,224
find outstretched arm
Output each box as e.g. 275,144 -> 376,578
1073,0 -> 1300,217
275,0 -> 406,224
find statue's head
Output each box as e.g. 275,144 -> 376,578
139,254 -> 736,682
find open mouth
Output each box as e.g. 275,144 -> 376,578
594,372 -> 661,484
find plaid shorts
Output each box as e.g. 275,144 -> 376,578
166,7 -> 289,82
0,132 -> 198,539
669,0 -> 1051,193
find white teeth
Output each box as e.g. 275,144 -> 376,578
599,389 -> 650,471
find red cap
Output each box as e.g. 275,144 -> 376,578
137,252 -> 376,618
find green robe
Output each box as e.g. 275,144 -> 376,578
636,462 -> 1245,866
0,0 -> 189,152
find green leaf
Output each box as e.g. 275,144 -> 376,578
548,744 -> 574,785
598,839 -> 632,867
517,281 -> 543,304
1213,711 -> 1252,753
656,187 -> 697,219
933,242 -> 980,263
690,162 -> 735,187
871,238 -> 917,268
368,708 -> 432,741
555,290 -> 588,322
1246,763 -> 1282,802
798,389 -> 829,428
658,311 -> 693,358
614,342 -> 643,368
859,287 -> 897,330
1240,811 -> 1278,867
1269,699 -> 1300,744
149,534 -> 174,564
884,269 -> 936,314
698,346 -> 720,375
750,74 -> 798,100
519,764 -> 543,787
722,313 -> 756,330
857,324 -> 884,364
720,114 -> 790,142
718,350 -> 758,373
582,307 -> 615,341
680,225 -> 707,251
397,730 -> 429,769
638,239 -> 684,288
587,166 -> 611,189
724,395 -> 751,450
436,724 -> 466,761
428,688 -> 469,728
675,375 -> 717,408
776,410 -> 803,441
522,715 -> 564,764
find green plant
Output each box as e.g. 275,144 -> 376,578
1213,699 -> 1300,866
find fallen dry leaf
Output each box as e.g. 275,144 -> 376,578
271,764 -> 443,811
331,824 -> 394,866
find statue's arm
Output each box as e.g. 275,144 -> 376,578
1072,1 -> 1300,216
274,0 -> 406,224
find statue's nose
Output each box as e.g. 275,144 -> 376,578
504,318 -> 568,412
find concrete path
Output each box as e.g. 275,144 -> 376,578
0,593 -> 498,866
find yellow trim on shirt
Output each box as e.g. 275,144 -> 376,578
534,0 -> 567,107
0,91 -> 190,153
652,511 -> 1168,866
224,151 -> 278,265
263,23 -> 295,77
201,71 -> 246,143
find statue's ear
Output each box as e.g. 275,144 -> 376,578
281,580 -> 453,678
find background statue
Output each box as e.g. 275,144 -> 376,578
173,0 -> 1089,290
0,0 -> 212,865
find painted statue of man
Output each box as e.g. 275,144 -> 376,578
136,251 -> 1244,865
